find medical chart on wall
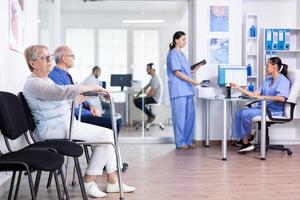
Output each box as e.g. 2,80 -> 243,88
210,6 -> 229,32
9,0 -> 25,52
209,38 -> 229,64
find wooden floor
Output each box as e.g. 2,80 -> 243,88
1,143 -> 300,200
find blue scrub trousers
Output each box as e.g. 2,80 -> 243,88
170,96 -> 195,148
232,108 -> 261,140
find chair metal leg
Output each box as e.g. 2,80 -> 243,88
34,171 -> 42,196
13,171 -> 22,200
73,157 -> 88,200
8,171 -> 16,200
59,167 -> 70,200
53,171 -> 63,200
71,165 -> 77,187
83,145 -> 90,163
46,172 -> 53,188
27,170 -> 36,200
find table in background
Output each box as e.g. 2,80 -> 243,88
199,96 -> 267,160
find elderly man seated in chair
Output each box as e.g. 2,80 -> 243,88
133,63 -> 162,123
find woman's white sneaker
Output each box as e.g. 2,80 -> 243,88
84,181 -> 107,198
106,182 -> 136,193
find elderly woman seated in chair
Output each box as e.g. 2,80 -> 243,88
23,45 -> 135,198
230,57 -> 291,153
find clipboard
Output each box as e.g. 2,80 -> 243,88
190,59 -> 206,71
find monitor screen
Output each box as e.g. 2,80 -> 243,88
110,74 -> 132,89
218,66 -> 247,87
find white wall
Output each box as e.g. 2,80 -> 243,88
194,0 -> 242,140
0,0 -> 38,190
194,0 -> 299,141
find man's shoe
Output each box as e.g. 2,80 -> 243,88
122,163 -> 129,172
188,144 -> 196,149
84,181 -> 106,198
123,162 -> 129,168
147,115 -> 156,123
238,143 -> 255,153
106,182 -> 136,193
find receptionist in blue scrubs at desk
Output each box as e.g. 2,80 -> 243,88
167,31 -> 203,150
231,57 -> 291,153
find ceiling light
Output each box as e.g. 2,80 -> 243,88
123,19 -> 165,24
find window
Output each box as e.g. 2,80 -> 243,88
39,28 -> 49,46
98,29 -> 127,91
65,29 -> 95,82
133,30 -> 159,85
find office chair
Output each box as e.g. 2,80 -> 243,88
249,69 -> 300,156
0,91 -> 69,200
135,104 -> 164,131
17,92 -> 88,200
145,104 -> 165,131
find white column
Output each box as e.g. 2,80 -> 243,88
48,0 -> 61,53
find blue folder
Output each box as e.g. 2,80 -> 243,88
278,29 -> 285,50
265,29 -> 273,50
272,29 -> 279,50
284,29 -> 290,50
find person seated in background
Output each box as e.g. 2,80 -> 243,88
133,63 -> 162,123
48,46 -> 127,170
82,66 -> 101,86
231,57 -> 291,153
81,65 -> 122,135
23,45 -> 135,198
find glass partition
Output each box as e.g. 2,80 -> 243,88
39,0 -> 189,141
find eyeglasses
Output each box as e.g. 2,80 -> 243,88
64,55 -> 75,60
33,55 -> 54,62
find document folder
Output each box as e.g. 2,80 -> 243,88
284,29 -> 290,50
272,29 -> 279,50
265,29 -> 273,50
278,29 -> 285,50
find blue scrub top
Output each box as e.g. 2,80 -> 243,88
258,74 -> 291,114
167,48 -> 195,99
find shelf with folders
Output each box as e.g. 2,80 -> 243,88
263,28 -> 300,77
263,28 -> 300,125
243,14 -> 259,91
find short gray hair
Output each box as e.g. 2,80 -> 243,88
54,45 -> 71,64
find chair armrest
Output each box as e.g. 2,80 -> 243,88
75,141 -> 116,148
265,101 -> 296,122
246,100 -> 260,108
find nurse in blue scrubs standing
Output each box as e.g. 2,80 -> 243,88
167,31 -> 202,150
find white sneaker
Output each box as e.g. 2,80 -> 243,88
84,181 -> 107,198
106,182 -> 136,193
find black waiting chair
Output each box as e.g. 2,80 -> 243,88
18,92 -> 88,200
0,91 -> 68,200
250,69 -> 300,156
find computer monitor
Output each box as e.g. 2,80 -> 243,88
218,66 -> 247,98
110,74 -> 132,91
99,81 -> 106,89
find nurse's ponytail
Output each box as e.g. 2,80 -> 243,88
268,57 -> 288,78
169,31 -> 186,50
